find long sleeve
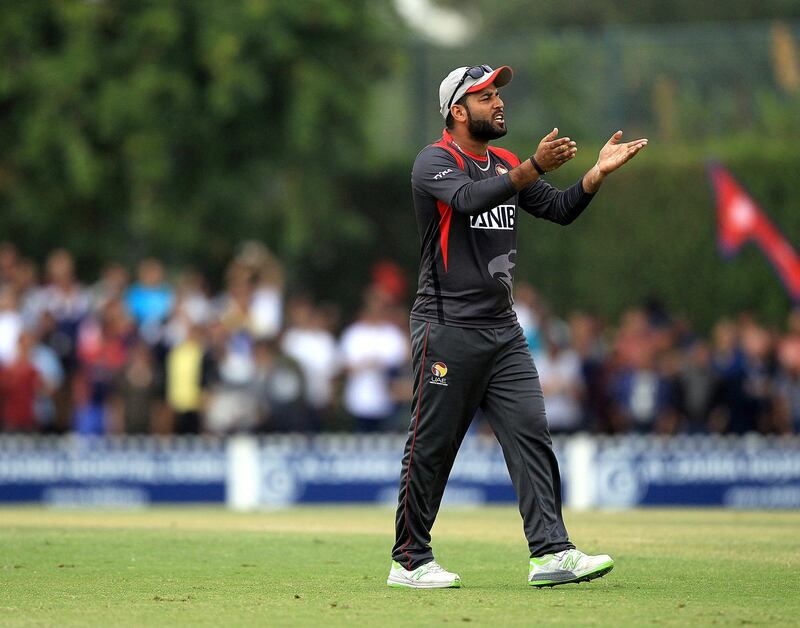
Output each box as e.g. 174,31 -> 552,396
518,178 -> 595,225
412,147 -> 515,216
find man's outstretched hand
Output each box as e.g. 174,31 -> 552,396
597,130 -> 648,174
533,127 -> 577,173
511,128 -> 647,194
583,130 -> 648,193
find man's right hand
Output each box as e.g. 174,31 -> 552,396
532,128 -> 577,173
508,127 -> 577,191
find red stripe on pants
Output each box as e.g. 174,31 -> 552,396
399,321 -> 431,569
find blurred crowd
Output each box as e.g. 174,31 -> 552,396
1,240 -> 799,436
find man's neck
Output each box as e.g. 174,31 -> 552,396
447,128 -> 488,157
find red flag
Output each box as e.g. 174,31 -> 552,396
708,163 -> 800,302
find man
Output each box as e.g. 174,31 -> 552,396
387,64 -> 647,589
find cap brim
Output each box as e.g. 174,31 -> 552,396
466,66 -> 513,93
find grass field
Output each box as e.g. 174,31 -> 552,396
1,507 -> 798,627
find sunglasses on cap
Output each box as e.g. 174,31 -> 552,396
447,64 -> 494,111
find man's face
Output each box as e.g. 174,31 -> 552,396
463,84 -> 506,141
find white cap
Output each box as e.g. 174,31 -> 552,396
438,65 -> 513,118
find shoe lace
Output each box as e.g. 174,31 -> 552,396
424,561 -> 446,573
556,549 -> 585,568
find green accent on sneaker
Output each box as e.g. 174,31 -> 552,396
529,555 -> 554,566
561,551 -> 580,571
387,560 -> 462,589
386,579 -> 462,589
528,558 -> 614,588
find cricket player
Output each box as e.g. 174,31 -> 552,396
387,64 -> 647,588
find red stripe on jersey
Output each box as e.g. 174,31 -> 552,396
455,145 -> 488,162
436,200 -> 452,272
437,130 -> 470,167
488,146 -> 521,168
439,129 -> 489,163
433,141 -> 464,170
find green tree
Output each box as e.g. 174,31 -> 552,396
0,0 -> 399,285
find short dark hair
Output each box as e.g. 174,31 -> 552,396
445,94 -> 468,130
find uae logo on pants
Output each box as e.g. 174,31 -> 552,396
430,362 -> 448,386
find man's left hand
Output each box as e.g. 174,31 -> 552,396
582,130 -> 648,193
596,130 -> 648,175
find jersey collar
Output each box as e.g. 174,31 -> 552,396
441,129 -> 489,162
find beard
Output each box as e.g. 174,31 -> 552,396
466,106 -> 507,141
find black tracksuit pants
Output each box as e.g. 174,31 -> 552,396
392,319 -> 574,570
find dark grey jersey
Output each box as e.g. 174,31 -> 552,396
410,130 -> 594,328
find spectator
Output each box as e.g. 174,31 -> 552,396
569,312 -> 613,432
281,295 -> 339,420
609,340 -> 673,433
0,241 -> 19,288
204,323 -> 259,434
614,309 -> 654,369
339,288 -> 409,432
73,299 -> 132,435
735,321 -> 775,434
708,319 -> 740,431
90,262 -> 130,312
125,257 -> 174,344
251,339 -> 314,432
536,333 -> 584,433
654,348 -> 687,434
112,341 -> 164,434
252,276 -> 284,341
513,281 -> 543,355
41,249 -> 91,373
235,242 -> 284,339
165,324 -> 212,434
216,261 -> 255,336
29,325 -> 64,432
774,334 -> 800,433
679,340 -> 724,433
0,333 -> 42,432
5,242 -> 800,438
371,260 -> 408,306
0,286 -> 22,366
12,258 -> 45,329
163,270 -> 212,347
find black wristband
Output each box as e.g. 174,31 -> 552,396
530,156 -> 546,175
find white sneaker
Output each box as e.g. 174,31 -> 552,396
387,560 -> 462,589
528,548 -> 614,587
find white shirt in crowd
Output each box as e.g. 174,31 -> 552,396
536,348 -> 583,431
41,284 -> 91,322
281,327 -> 339,409
339,321 -> 408,420
0,309 -> 22,365
250,285 -> 282,339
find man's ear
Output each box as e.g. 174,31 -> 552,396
450,103 -> 468,124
